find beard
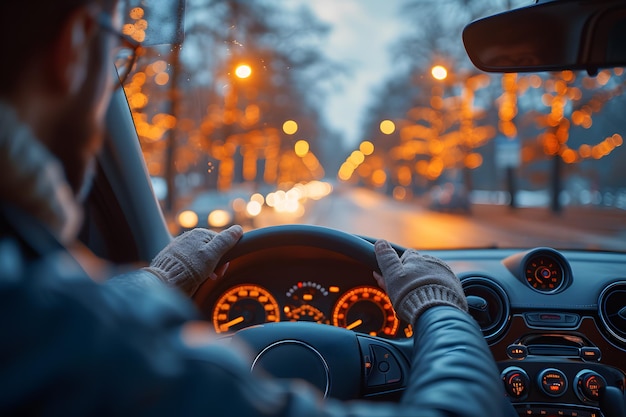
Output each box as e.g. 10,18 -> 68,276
46,32 -> 112,203
46,98 -> 105,203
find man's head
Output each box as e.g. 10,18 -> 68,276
0,0 -> 121,197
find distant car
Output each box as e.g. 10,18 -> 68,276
176,188 -> 251,232
427,182 -> 471,213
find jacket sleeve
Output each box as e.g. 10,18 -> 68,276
0,257 -> 512,417
399,307 -> 516,416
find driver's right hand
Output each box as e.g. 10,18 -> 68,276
373,240 -> 468,325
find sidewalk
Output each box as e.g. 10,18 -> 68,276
470,204 -> 626,236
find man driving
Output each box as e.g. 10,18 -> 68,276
0,0 -> 512,415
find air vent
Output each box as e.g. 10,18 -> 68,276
598,281 -> 626,345
461,276 -> 510,343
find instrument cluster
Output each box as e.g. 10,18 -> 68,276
204,278 -> 412,339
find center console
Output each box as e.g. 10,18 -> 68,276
498,338 -> 625,417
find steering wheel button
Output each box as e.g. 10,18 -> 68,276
385,370 -> 401,384
371,345 -> 392,361
384,359 -> 402,384
363,354 -> 372,375
367,369 -> 386,387
368,344 -> 403,385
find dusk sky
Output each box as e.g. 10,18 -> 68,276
295,1 -> 407,146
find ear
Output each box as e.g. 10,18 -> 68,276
50,7 -> 97,95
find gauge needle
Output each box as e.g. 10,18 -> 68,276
346,319 -> 363,330
220,316 -> 245,331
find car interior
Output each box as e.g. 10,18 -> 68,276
80,1 -> 626,416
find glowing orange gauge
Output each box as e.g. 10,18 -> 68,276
212,285 -> 280,334
284,305 -> 327,324
332,286 -> 399,337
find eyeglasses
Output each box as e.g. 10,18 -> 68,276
97,14 -> 142,88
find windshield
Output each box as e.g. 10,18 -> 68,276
120,0 -> 626,252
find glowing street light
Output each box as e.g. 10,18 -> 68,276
359,140 -> 374,155
283,120 -> 298,135
234,64 -> 252,79
294,140 -> 310,157
380,120 -> 396,135
431,65 -> 448,81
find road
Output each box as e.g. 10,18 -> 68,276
254,186 -> 626,251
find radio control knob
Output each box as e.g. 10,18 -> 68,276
574,370 -> 606,402
501,367 -> 530,400
538,368 -> 567,397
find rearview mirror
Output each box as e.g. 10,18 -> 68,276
463,0 -> 626,74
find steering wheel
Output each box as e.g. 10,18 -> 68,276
215,224 -> 412,400
219,224 -> 382,273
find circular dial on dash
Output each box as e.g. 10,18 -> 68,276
332,286 -> 399,337
212,284 -> 280,333
284,281 -> 329,324
525,255 -> 564,292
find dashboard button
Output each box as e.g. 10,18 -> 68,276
580,347 -> 601,362
525,312 -> 580,328
506,344 -> 528,359
574,370 -> 606,403
501,366 -> 530,400
538,368 -> 568,397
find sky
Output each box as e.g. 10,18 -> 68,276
294,1 -> 406,147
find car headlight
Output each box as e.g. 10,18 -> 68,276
208,209 -> 232,228
246,200 -> 263,217
178,210 -> 199,228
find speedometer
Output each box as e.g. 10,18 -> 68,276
332,286 -> 399,337
212,284 -> 280,333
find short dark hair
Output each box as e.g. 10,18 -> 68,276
0,0 -> 115,95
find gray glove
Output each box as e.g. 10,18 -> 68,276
144,225 -> 243,296
373,240 -> 468,324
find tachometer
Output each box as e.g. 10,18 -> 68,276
332,286 -> 399,337
212,284 -> 280,333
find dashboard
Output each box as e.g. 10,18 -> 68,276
194,242 -> 626,416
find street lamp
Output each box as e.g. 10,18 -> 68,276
283,120 -> 299,135
234,64 -> 252,79
380,120 -> 396,135
218,62 -> 254,189
431,65 -> 448,81
294,140 -> 309,157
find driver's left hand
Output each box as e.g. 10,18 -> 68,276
144,225 -> 243,296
